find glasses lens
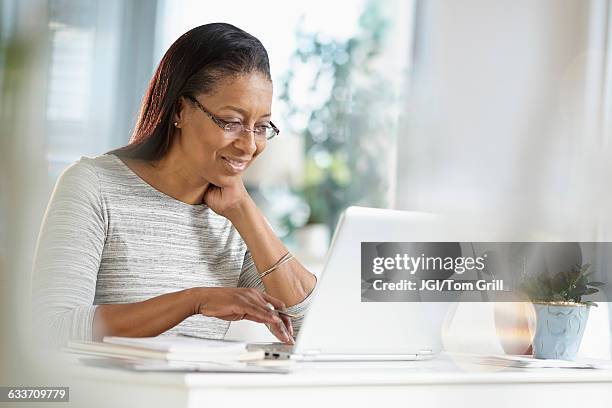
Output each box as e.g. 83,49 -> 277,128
224,123 -> 242,134
222,124 -> 278,140
265,127 -> 278,140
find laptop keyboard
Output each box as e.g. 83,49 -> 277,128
247,343 -> 294,359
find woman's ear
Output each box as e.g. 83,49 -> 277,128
173,96 -> 188,128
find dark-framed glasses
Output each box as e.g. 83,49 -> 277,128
185,95 -> 279,141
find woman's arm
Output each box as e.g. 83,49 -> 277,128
227,196 -> 317,307
92,287 -> 289,342
92,290 -> 194,340
204,180 -> 317,310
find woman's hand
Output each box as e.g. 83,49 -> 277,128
192,287 -> 294,344
203,177 -> 250,219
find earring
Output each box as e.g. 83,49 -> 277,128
173,122 -> 178,127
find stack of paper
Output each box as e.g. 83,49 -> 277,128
449,352 -> 612,369
61,334 -> 287,373
75,356 -> 288,373
477,355 -> 596,369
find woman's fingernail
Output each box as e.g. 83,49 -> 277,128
282,327 -> 293,344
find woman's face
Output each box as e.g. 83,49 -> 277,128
175,72 -> 273,187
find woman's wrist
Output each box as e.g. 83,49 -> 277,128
224,194 -> 258,228
185,287 -> 208,316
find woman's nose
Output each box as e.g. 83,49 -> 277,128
232,130 -> 258,155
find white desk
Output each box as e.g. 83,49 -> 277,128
61,355 -> 612,408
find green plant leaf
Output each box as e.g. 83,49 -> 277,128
519,263 -> 604,304
551,272 -> 567,294
568,269 -> 581,282
580,263 -> 593,277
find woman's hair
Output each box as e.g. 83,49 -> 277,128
108,23 -> 271,160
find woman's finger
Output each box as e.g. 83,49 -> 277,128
280,314 -> 294,337
245,304 -> 282,324
242,290 -> 275,310
258,294 -> 293,335
261,293 -> 286,310
267,321 -> 294,345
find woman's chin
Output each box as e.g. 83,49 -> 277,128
209,172 -> 242,188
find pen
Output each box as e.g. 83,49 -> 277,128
264,302 -> 300,319
275,310 -> 299,319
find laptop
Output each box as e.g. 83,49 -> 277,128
248,206 -> 455,361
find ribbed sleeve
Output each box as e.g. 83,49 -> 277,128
31,160 -> 106,347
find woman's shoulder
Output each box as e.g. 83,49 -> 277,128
70,153 -> 120,174
60,154 -> 127,184
55,154 -> 126,197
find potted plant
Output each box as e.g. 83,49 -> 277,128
520,263 -> 605,360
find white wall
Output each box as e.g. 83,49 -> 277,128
397,0 -> 610,239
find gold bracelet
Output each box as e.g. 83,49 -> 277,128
259,252 -> 294,279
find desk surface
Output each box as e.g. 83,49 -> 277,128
70,358 -> 612,386
59,354 -> 612,408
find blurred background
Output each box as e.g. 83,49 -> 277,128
2,0 -> 612,386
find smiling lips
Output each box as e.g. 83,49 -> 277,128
221,156 -> 249,173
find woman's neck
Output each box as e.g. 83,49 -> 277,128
121,150 -> 210,206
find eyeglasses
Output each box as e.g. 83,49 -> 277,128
185,95 -> 279,141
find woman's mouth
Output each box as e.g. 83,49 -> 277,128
221,156 -> 249,173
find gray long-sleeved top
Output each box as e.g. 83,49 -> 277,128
31,154 -> 313,347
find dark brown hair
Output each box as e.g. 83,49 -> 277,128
108,23 -> 271,161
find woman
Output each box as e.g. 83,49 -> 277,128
31,23 -> 317,347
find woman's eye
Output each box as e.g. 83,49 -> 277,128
255,125 -> 270,132
224,122 -> 242,131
